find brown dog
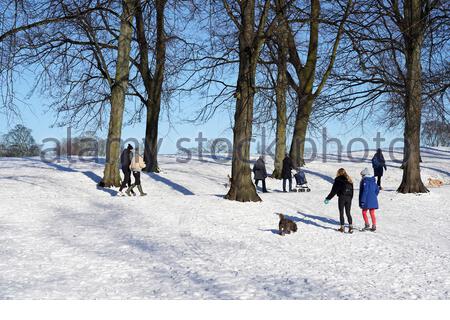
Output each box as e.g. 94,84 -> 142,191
277,213 -> 298,236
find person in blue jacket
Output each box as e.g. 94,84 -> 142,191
372,148 -> 387,189
359,168 -> 380,231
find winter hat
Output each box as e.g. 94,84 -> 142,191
360,167 -> 370,176
127,144 -> 134,150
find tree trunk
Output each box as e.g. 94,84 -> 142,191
225,0 -> 261,202
398,0 -> 428,193
290,94 -> 314,167
101,0 -> 135,187
287,0 -> 319,168
225,76 -> 261,202
272,70 -> 287,179
135,0 -> 166,173
272,10 -> 288,179
144,99 -> 161,172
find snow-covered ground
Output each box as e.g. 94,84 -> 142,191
0,147 -> 449,299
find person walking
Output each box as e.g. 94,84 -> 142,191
372,148 -> 387,189
324,168 -> 354,233
118,144 -> 134,196
253,155 -> 268,193
126,152 -> 147,196
281,153 -> 294,192
359,168 -> 380,232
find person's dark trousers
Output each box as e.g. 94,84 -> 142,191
283,178 -> 292,192
376,175 -> 382,187
119,166 -> 131,191
255,179 -> 267,192
132,171 -> 141,185
338,195 -> 353,225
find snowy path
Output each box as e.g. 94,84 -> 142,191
0,148 -> 449,299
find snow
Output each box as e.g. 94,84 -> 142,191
0,147 -> 449,299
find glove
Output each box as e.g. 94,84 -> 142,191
324,199 -> 329,205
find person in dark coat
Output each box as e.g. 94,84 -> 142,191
281,153 -> 294,192
359,168 -> 380,232
253,155 -> 268,193
118,144 -> 134,196
324,168 -> 354,233
372,148 -> 387,188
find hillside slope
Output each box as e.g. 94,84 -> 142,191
0,147 -> 449,299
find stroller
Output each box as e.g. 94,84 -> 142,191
293,168 -> 311,192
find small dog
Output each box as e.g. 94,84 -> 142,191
428,178 -> 444,188
277,213 -> 298,236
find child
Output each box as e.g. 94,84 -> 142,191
359,168 -> 380,231
126,152 -> 147,196
324,168 -> 354,233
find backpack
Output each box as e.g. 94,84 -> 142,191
372,156 -> 381,169
130,154 -> 146,171
342,181 -> 353,197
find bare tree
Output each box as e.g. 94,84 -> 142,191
397,0 -> 435,193
132,0 -> 166,173
422,119 -> 449,147
221,0 -> 273,202
268,0 -> 289,178
282,0 -> 353,167
324,0 -> 449,193
1,0 -> 199,187
0,0 -> 114,121
101,0 -> 136,186
1,124 -> 40,156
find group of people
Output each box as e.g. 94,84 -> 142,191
118,144 -> 147,197
252,153 -> 298,193
324,148 -> 387,233
118,143 -> 387,232
324,167 -> 380,233
252,149 -> 388,233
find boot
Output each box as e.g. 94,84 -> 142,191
370,225 -> 377,232
363,223 -> 371,231
337,225 -> 345,233
348,225 -> 354,234
125,184 -> 136,196
137,184 -> 147,196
